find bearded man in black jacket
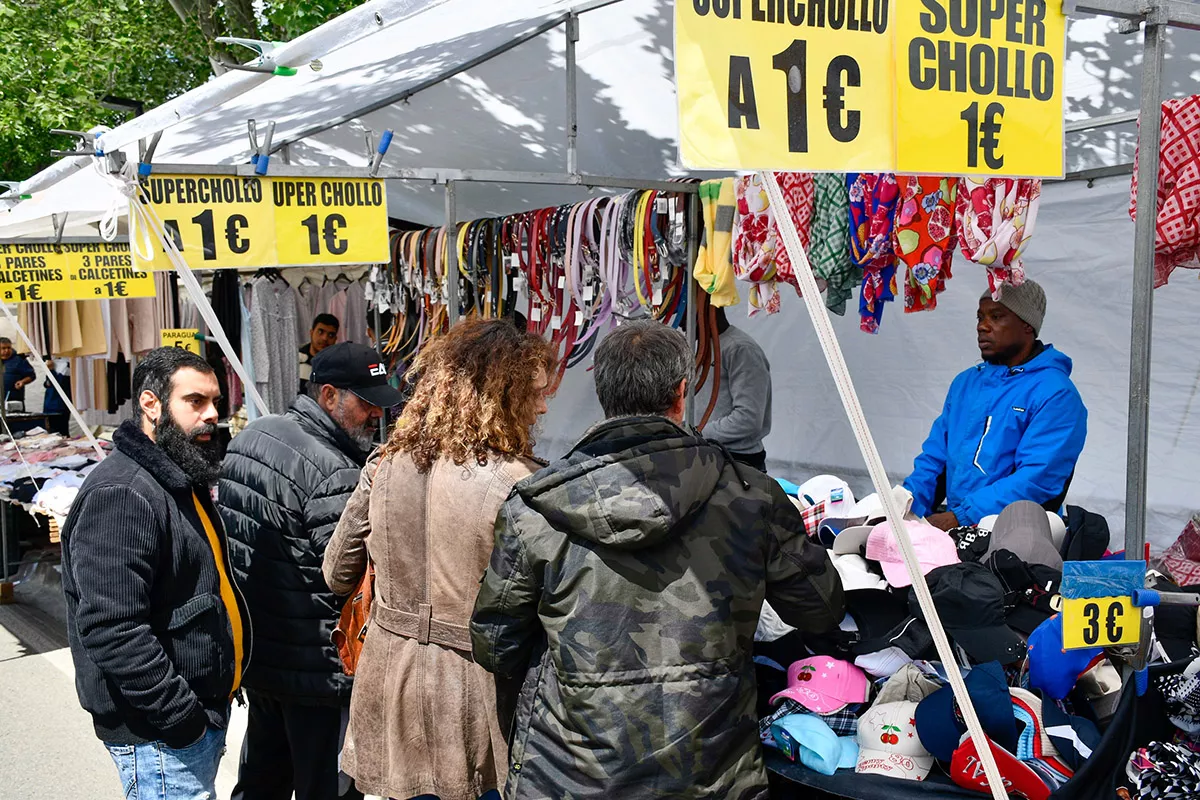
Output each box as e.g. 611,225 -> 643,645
219,342 -> 403,800
62,347 -> 249,800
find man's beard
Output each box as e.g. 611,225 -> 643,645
156,409 -> 223,485
332,393 -> 378,453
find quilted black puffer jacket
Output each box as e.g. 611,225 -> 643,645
218,393 -> 368,702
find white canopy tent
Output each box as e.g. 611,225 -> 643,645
1,0 -> 1199,551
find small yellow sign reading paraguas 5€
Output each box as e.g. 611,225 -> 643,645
161,329 -> 201,356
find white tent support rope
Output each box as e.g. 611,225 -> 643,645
759,171 -> 1007,800
0,304 -> 105,461
108,165 -> 271,419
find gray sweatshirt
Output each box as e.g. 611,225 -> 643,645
704,325 -> 772,455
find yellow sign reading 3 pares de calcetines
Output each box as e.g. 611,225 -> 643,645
0,242 -> 154,302
132,174 -> 389,271
676,0 -> 1065,177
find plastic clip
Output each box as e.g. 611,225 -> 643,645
215,37 -> 299,76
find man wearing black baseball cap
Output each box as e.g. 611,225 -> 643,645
219,343 -> 402,800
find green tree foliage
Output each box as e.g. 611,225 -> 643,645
0,0 -> 363,182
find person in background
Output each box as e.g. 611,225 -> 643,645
0,337 -> 36,405
470,321 -> 843,800
324,319 -> 555,800
703,306 -> 773,471
905,280 -> 1088,531
299,314 -> 341,395
220,342 -> 403,800
60,347 -> 247,800
42,357 -> 71,436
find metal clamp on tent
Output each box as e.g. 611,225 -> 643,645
247,119 -> 277,176
50,129 -> 97,159
368,130 -> 395,177
137,131 -> 163,178
50,213 -> 68,249
215,37 -> 299,77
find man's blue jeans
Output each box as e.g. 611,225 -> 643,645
104,727 -> 227,800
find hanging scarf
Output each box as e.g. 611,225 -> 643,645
810,173 -> 858,316
693,178 -> 740,307
848,173 -> 900,333
955,177 -> 1042,295
732,174 -> 782,315
1129,94 -> 1200,287
894,175 -> 958,314
771,172 -> 817,293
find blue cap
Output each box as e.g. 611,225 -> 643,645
914,661 -> 1018,762
770,714 -> 859,776
1028,614 -> 1103,700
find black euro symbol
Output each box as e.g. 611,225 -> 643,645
981,102 -> 1004,170
323,214 -> 347,256
1105,601 -> 1124,642
226,214 -> 250,255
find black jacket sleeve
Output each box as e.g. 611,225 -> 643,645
67,485 -> 208,745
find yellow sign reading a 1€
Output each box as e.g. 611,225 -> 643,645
0,242 -> 154,302
1061,595 -> 1140,650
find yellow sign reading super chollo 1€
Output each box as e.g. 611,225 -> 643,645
676,0 -> 1065,177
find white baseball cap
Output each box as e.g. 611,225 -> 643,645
856,700 -> 934,781
832,553 -> 889,592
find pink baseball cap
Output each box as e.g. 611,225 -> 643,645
865,520 -> 960,588
769,657 -> 870,714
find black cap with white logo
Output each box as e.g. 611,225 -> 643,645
310,343 -> 404,408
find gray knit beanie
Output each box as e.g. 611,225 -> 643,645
982,280 -> 1046,335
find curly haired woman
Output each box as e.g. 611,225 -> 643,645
323,319 -> 555,800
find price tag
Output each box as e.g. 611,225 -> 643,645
0,242 -> 155,302
557,275 -> 566,290
161,328 -> 201,355
894,0 -> 1066,176
575,310 -> 584,326
531,306 -> 543,323
1060,561 -> 1144,650
550,314 -> 562,331
506,254 -> 519,269
655,196 -> 669,214
584,284 -> 594,302
675,0 -> 1065,177
1062,596 -> 1139,649
676,0 -> 896,171
652,285 -> 664,306
272,178 -> 389,267
133,176 -> 274,270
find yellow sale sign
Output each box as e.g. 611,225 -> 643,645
676,0 -> 896,172
895,0 -> 1066,176
676,0 -> 1065,177
1061,596 -> 1140,649
0,242 -> 155,302
133,175 -> 389,271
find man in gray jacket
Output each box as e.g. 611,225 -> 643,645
704,307 -> 773,471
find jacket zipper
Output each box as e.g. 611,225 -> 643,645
973,416 -> 992,475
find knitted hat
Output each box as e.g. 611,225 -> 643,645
982,279 -> 1046,335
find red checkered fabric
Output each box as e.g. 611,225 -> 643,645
1130,95 -> 1200,287
800,499 -> 826,541
1157,515 -> 1200,587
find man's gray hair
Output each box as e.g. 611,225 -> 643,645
593,320 -> 693,418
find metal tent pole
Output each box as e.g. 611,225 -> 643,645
445,181 -> 460,326
685,193 -> 699,426
1125,11 -> 1166,557
565,14 -> 580,175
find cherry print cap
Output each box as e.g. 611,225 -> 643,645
855,700 -> 934,781
769,657 -> 870,714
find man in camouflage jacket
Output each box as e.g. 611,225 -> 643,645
471,321 -> 845,800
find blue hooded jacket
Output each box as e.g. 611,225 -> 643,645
904,344 -> 1087,526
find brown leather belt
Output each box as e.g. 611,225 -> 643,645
371,599 -> 473,653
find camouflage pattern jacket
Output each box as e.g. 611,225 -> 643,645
470,416 -> 845,800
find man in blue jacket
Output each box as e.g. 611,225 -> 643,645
905,280 -> 1087,531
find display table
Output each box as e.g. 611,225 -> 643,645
766,752 -> 979,800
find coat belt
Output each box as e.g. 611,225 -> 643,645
372,599 -> 473,653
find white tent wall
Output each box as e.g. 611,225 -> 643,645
535,175 -> 1200,554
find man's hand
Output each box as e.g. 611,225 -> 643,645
926,511 -> 959,532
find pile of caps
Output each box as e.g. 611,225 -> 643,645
754,476 -> 1200,797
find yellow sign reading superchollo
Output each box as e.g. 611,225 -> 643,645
132,175 -> 390,271
676,0 -> 1065,177
0,242 -> 155,302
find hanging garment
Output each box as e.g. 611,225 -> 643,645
1129,95 -> 1200,287
693,178 -> 740,308
294,279 -> 320,342
240,283 -> 259,421
848,173 -> 901,333
210,269 -> 242,358
342,279 -> 369,344
810,173 -> 858,317
128,295 -> 159,354
329,283 -> 350,339
53,301 -> 83,355
769,172 -> 816,294
894,176 -> 959,314
955,177 -> 1042,294
250,277 -> 299,416
733,174 -> 783,315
